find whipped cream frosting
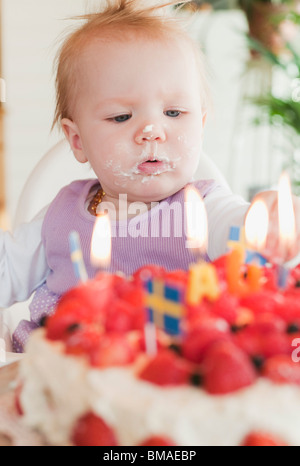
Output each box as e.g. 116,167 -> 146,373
19,330 -> 300,446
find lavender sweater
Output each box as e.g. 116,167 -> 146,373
12,178 -> 216,351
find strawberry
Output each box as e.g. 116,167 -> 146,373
241,431 -> 288,446
182,318 -> 229,364
71,412 -> 118,446
202,341 -> 256,395
277,295 -> 300,326
185,301 -> 212,327
138,349 -> 191,386
233,309 -> 291,358
290,264 -> 300,288
249,313 -> 286,334
65,328 -> 137,367
91,333 -> 137,368
262,355 -> 300,385
232,328 -> 262,358
211,292 -> 240,325
165,269 -> 189,286
212,254 -> 227,281
105,297 -> 145,333
132,265 -> 165,286
259,333 -> 291,359
46,276 -> 116,340
64,326 -> 104,360
240,291 -> 283,316
14,382 -> 23,416
139,435 -> 177,446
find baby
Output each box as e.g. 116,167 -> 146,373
1,0 -> 300,352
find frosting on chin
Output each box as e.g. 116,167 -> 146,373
19,329 -> 300,446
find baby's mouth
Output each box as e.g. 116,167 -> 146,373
137,159 -> 168,175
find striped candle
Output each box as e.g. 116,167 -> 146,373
69,230 -> 88,283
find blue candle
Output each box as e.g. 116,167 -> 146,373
69,231 -> 88,283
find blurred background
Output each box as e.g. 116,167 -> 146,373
0,0 -> 299,230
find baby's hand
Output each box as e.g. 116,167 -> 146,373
249,190 -> 300,264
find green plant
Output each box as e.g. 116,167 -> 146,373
180,0 -> 300,193
248,36 -> 300,193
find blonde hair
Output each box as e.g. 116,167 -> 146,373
52,0 -> 211,129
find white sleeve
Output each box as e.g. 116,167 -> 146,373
205,186 -> 250,261
0,206 -> 50,308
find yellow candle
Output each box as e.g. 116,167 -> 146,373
187,262 -> 220,305
226,247 -> 249,297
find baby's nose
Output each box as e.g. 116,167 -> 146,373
135,124 -> 166,144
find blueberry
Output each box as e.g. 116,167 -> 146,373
66,323 -> 82,333
251,355 -> 265,371
168,343 -> 182,355
190,372 -> 203,387
287,323 -> 300,334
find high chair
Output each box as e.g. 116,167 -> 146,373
1,139 -> 230,350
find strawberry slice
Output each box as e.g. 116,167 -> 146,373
64,326 -> 104,360
105,297 -> 145,333
262,355 -> 300,385
139,435 -> 177,446
182,318 -> 229,364
91,333 -> 137,368
241,431 -> 288,446
71,412 -> 118,446
211,292 -> 240,325
14,382 -> 23,416
138,349 -> 191,386
202,341 -> 256,395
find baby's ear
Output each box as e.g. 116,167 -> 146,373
61,118 -> 87,163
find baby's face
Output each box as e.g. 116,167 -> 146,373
63,35 -> 206,203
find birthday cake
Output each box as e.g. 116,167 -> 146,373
15,255 -> 300,446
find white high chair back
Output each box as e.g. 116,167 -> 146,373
3,139 -> 229,349
13,139 -> 95,228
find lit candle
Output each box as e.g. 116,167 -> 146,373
226,201 -> 268,295
245,199 -> 269,259
185,185 -> 208,256
69,231 -> 88,283
90,213 -> 112,269
185,186 -> 220,305
277,172 -> 297,288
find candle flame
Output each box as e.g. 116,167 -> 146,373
91,213 -> 112,268
278,171 -> 296,261
245,199 -> 269,251
185,186 -> 208,254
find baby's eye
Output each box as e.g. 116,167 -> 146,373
111,114 -> 132,123
164,110 -> 181,118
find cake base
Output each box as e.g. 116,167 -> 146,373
18,329 -> 300,446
